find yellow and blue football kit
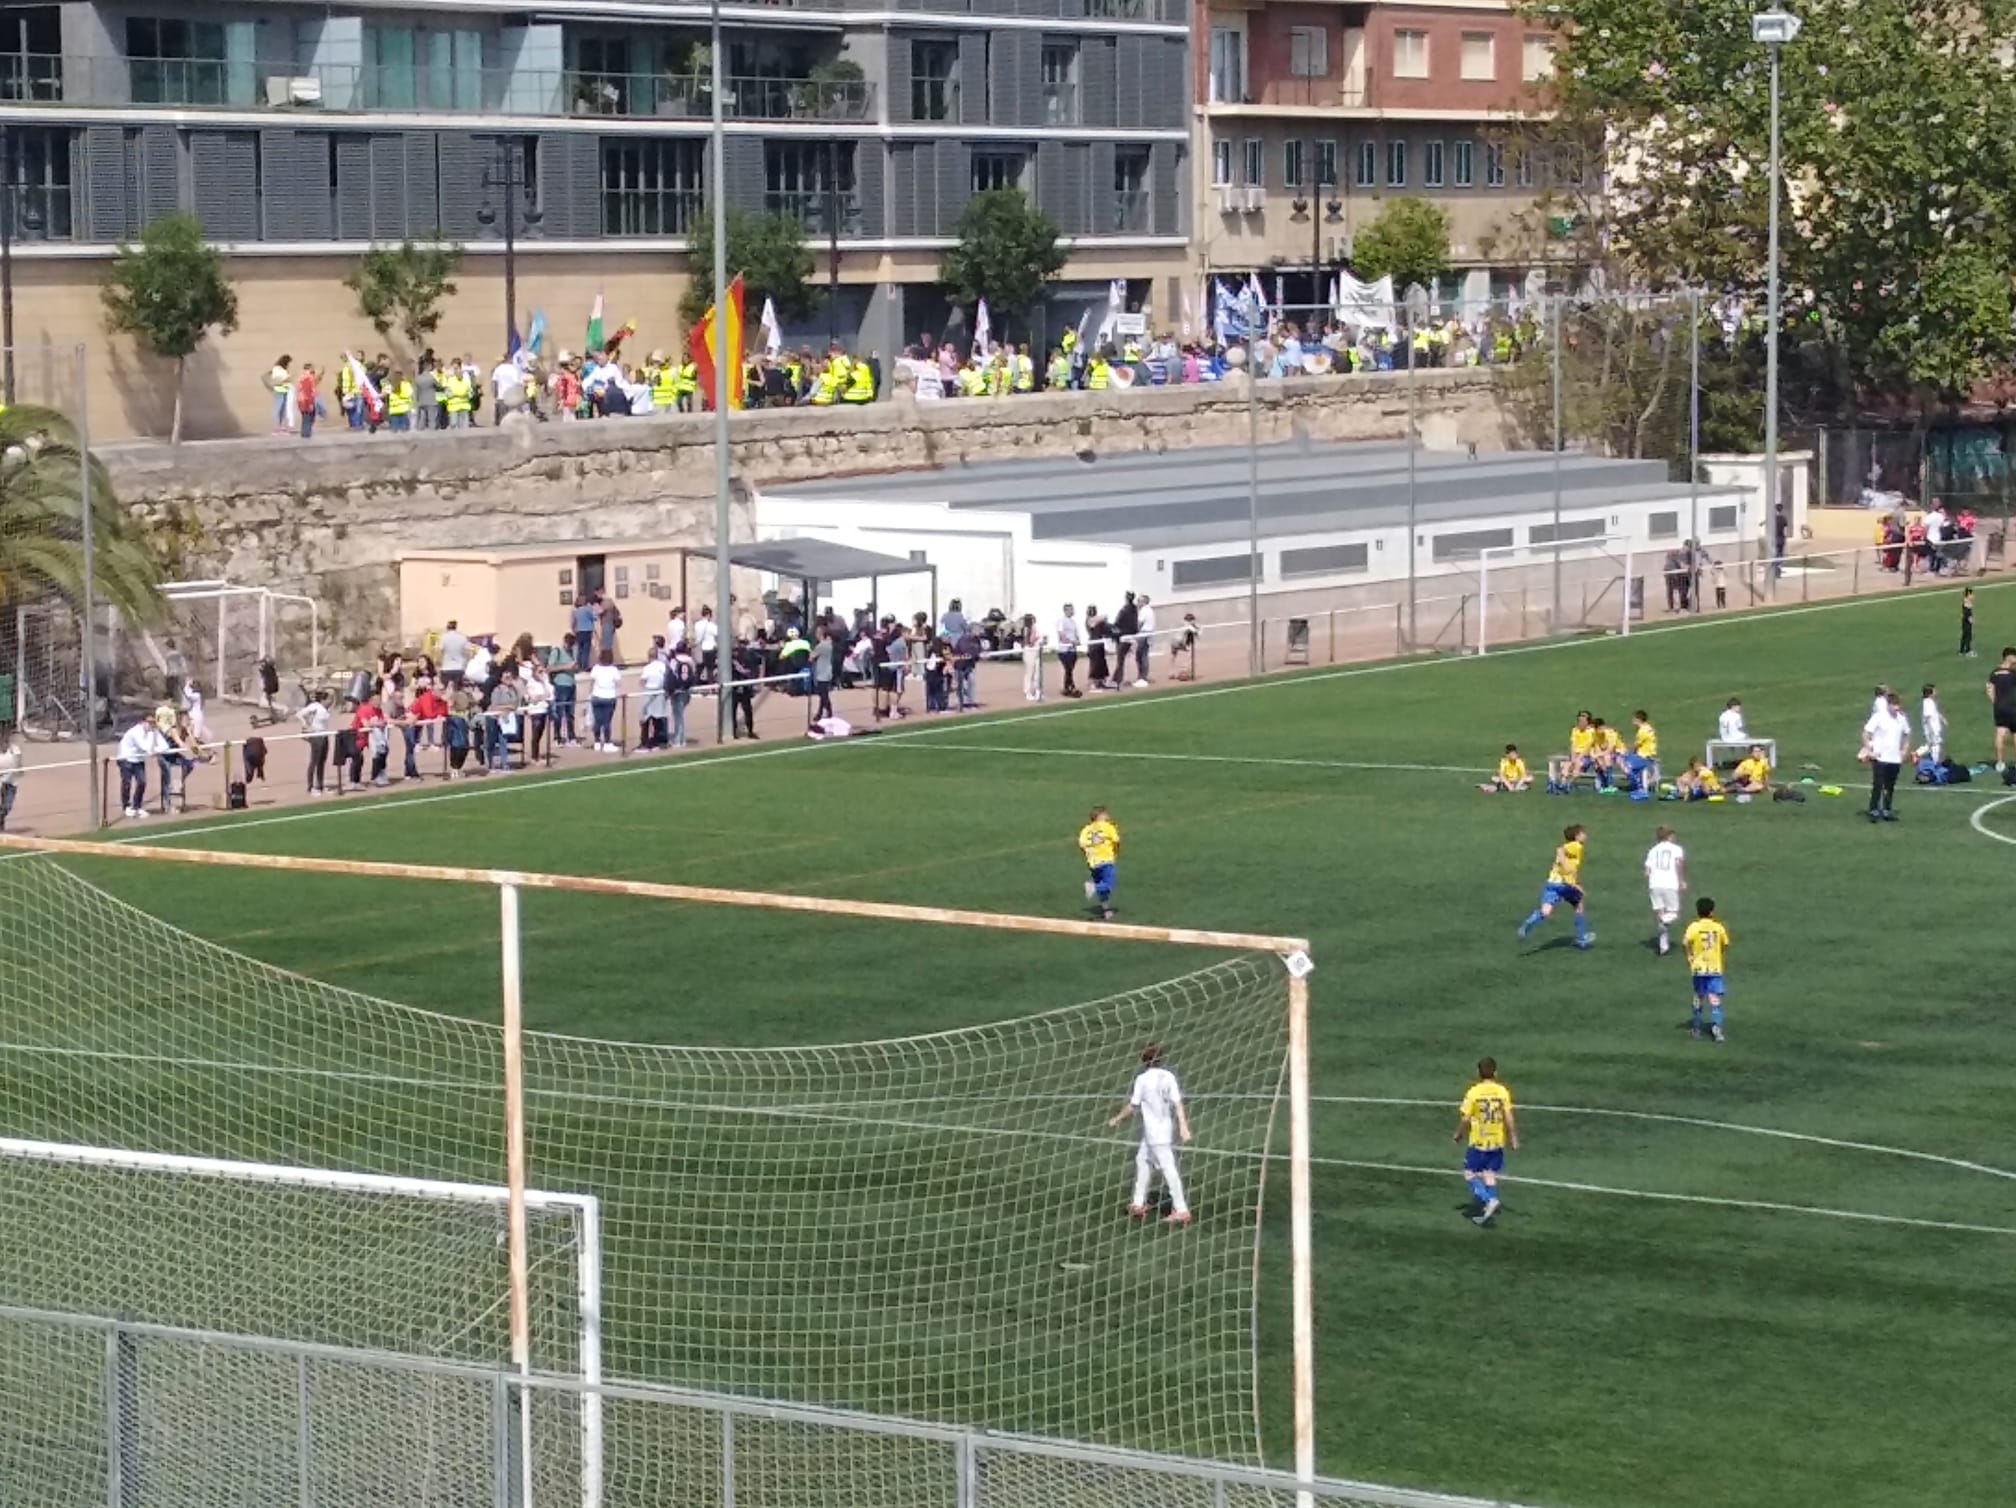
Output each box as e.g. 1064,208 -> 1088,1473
1458,1076 -> 1515,1222
1519,838 -> 1592,947
1684,914 -> 1731,1040
1078,817 -> 1119,911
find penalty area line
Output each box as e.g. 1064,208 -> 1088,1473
1323,1156 -> 2016,1239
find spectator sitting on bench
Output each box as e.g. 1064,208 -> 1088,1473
1591,717 -> 1627,783
1674,758 -> 1723,800
1729,744 -> 1773,794
1480,744 -> 1532,793
1718,697 -> 1747,744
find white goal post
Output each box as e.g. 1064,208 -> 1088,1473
0,834 -> 1318,1500
0,1135 -> 604,1508
1475,533 -> 1638,656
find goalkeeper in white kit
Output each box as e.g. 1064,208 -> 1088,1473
1108,1042 -> 1193,1225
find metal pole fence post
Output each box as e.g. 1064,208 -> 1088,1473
1405,306 -> 1418,649
1763,36 -> 1785,597
78,344 -> 101,828
296,1351 -> 313,1508
492,1371 -> 512,1508
721,1410 -> 736,1508
711,0 -> 734,744
1550,294 -> 1564,628
1244,332 -> 1261,677
1688,290 -> 1702,613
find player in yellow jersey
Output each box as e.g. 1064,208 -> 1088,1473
1729,744 -> 1772,795
1590,717 -> 1626,784
1454,1056 -> 1519,1226
1479,743 -> 1531,793
1518,824 -> 1593,948
1625,709 -> 1659,792
1682,897 -> 1731,1042
1077,805 -> 1120,920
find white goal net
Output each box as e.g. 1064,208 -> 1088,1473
0,850 -> 1307,1499
1474,533 -> 1643,654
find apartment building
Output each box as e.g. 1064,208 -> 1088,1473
1195,0 -> 1567,307
0,0 -> 1188,437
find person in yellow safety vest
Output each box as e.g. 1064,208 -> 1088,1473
521,363 -> 543,419
811,358 -> 842,405
842,359 -> 875,403
1013,345 -> 1035,392
985,354 -> 1009,398
781,357 -> 801,405
384,371 -> 415,431
1046,349 -> 1070,389
1492,328 -> 1513,365
674,358 -> 698,411
1060,327 -> 1077,359
649,350 -> 680,411
957,361 -> 986,397
335,360 -> 360,429
444,366 -> 474,427
1121,338 -> 1142,363
1087,352 -> 1112,390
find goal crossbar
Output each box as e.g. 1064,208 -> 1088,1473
0,832 -> 1318,1497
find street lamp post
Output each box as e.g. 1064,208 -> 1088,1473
1752,7 -> 1801,572
476,139 -> 544,354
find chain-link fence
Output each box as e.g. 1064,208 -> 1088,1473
0,1305 -> 1543,1508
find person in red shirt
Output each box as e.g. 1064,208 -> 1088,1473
294,365 -> 321,440
406,681 -> 447,778
350,694 -> 388,787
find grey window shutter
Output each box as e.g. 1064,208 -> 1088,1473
855,141 -> 886,239
1081,38 -> 1116,128
368,134 -> 407,241
958,34 -> 988,125
82,126 -> 129,242
724,137 -> 765,215
333,134 -> 371,239
435,134 -> 482,241
1150,141 -> 1179,236
887,36 -> 913,124
141,124 -> 180,223
936,139 -> 968,233
1115,37 -> 1147,127
405,133 -> 440,240
190,130 -> 258,242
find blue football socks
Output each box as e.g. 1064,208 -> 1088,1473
1709,1003 -> 1724,1031
1519,909 -> 1545,935
1573,911 -> 1590,944
1466,1175 -> 1490,1204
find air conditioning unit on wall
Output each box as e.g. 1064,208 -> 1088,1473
1216,185 -> 1243,215
1241,185 -> 1265,213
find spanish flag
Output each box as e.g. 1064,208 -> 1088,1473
688,274 -> 747,411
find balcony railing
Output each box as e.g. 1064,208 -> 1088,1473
0,54 -> 877,122
765,190 -> 863,236
1108,189 -> 1149,234
1226,77 -> 1371,109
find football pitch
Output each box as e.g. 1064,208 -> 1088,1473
61,584 -> 2016,1508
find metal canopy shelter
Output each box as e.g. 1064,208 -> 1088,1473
676,538 -> 938,629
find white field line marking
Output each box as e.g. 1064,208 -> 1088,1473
881,741 -> 2011,795
107,581 -> 2011,847
5,1040 -> 2006,1236
1316,1157 -> 2016,1239
1968,792 -> 2016,847
893,744 -> 1488,776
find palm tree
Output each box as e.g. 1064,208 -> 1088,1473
0,404 -> 162,628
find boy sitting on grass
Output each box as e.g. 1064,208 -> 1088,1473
1673,758 -> 1723,800
1480,745 -> 1531,793
1729,743 -> 1773,795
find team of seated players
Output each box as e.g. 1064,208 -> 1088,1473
1480,700 -> 1774,800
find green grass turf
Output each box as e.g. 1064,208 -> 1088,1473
59,584 -> 2016,1508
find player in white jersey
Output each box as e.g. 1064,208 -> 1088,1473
1919,682 -> 1946,763
1108,1042 -> 1193,1224
1643,825 -> 1687,956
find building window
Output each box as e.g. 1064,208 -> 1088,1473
1392,29 -> 1428,80
1423,139 -> 1444,188
1282,140 -> 1304,189
601,138 -> 703,236
1386,138 -> 1407,188
1209,25 -> 1245,102
1211,137 -> 1233,186
1708,504 -> 1739,532
1314,139 -> 1337,188
768,141 -> 858,232
971,150 -> 1023,193
911,39 -> 958,122
4,125 -> 72,240
1484,141 -> 1505,187
1354,139 -> 1375,188
1432,528 -> 1515,562
1040,42 -> 1078,124
1112,146 -> 1148,232
1460,32 -> 1495,81
1453,139 -> 1474,187
1514,145 -> 1533,188
1288,26 -> 1327,78
1242,137 -> 1264,187
1649,511 -> 1679,540
1522,34 -> 1555,81
1171,553 -> 1257,589
127,17 -> 229,104
366,24 -> 483,111
1529,519 -> 1607,546
1280,543 -> 1368,577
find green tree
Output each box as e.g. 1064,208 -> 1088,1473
938,190 -> 1067,342
1521,0 -> 2016,425
99,212 -> 239,446
1348,197 -> 1451,294
679,208 -> 817,328
344,242 -> 463,353
0,406 -> 162,628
